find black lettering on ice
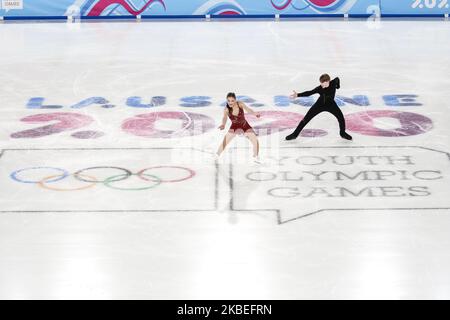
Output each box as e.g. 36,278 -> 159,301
337,187 -> 375,197
408,186 -> 431,196
246,171 -> 276,181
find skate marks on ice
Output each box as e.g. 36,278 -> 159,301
229,146 -> 450,224
1,146 -> 450,225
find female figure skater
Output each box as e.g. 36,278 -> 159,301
216,92 -> 261,162
285,74 -> 353,141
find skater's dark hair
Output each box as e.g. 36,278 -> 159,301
320,74 -> 331,83
226,92 -> 237,112
226,92 -> 237,100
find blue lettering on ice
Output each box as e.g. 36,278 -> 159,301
274,95 -> 293,107
274,95 -> 315,107
220,95 -> 264,107
336,95 -> 370,106
180,96 -> 212,107
70,97 -> 115,109
383,95 -> 422,106
295,97 -> 316,107
275,95 -> 370,107
236,95 -> 264,107
126,96 -> 167,108
24,94 -> 422,109
26,97 -> 63,109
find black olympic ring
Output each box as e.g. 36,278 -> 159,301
74,166 -> 133,183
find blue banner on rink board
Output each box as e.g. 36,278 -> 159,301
0,0 -> 448,17
381,0 -> 450,15
0,0 -> 379,17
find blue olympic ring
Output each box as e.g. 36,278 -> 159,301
10,167 -> 69,184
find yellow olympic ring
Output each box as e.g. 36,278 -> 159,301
38,174 -> 98,192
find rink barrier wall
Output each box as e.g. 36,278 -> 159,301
1,1 -> 449,20
140,14 -> 206,20
210,14 -> 276,19
2,14 -> 449,21
379,13 -> 448,18
279,13 -> 345,18
80,15 -> 136,20
3,15 -> 68,20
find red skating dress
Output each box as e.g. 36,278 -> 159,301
227,103 -> 255,135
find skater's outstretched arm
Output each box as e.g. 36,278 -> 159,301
240,102 -> 261,118
332,77 -> 340,89
218,108 -> 228,130
298,87 -> 320,97
290,87 -> 320,99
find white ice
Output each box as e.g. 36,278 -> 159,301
0,19 -> 450,299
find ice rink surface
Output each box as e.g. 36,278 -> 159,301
0,19 -> 450,299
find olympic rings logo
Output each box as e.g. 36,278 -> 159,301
10,166 -> 196,191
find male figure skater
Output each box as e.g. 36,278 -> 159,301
285,74 -> 353,141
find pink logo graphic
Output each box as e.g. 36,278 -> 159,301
271,0 -> 348,12
193,0 -> 246,15
308,0 -> 339,6
84,0 -> 166,16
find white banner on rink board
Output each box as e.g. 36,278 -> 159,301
1,0 -> 23,10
